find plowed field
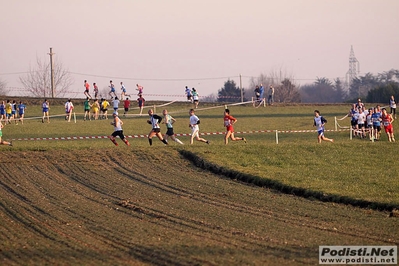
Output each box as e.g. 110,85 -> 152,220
0,148 -> 397,265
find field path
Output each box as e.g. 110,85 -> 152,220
0,149 -> 397,265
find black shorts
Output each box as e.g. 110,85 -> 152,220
166,128 -> 174,136
358,123 -> 364,128
351,120 -> 357,127
84,108 -> 90,112
124,108 -> 129,112
373,125 -> 381,131
112,130 -> 125,140
152,128 -> 161,133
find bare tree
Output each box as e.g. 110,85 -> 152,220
19,57 -> 73,98
246,68 -> 301,102
0,79 -> 7,96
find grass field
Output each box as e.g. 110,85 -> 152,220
0,99 -> 398,265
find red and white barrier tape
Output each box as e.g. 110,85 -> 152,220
11,129 -> 349,141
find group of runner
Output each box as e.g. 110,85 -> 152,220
0,99 -> 27,146
0,99 -> 27,126
81,80 -> 146,117
347,98 -> 396,142
184,86 -> 200,108
2,92 -> 396,147
110,107 -> 246,146
83,80 -> 144,101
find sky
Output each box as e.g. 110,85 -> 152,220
0,0 -> 398,100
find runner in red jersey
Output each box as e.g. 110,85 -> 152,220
381,108 -> 395,142
224,109 -> 246,145
84,80 -> 92,99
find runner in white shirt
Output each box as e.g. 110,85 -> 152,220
357,107 -> 366,138
147,109 -> 168,146
189,109 -> 209,145
64,99 -> 74,122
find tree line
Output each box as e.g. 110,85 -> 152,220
217,69 -> 399,104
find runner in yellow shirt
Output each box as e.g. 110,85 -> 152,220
5,100 -> 12,124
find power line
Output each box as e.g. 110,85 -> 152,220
68,71 -> 234,81
1,69 -> 343,83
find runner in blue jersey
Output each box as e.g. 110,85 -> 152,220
366,108 -> 373,140
42,99 -> 50,123
18,101 -> 26,125
11,100 -> 18,124
0,101 -> 6,122
313,110 -> 334,143
371,107 -> 382,141
348,104 -> 358,135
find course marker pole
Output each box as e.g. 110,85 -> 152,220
275,130 -> 279,144
350,126 -> 352,140
74,112 -> 76,123
371,128 -> 374,143
334,117 -> 337,131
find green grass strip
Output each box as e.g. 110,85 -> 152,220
179,150 -> 398,212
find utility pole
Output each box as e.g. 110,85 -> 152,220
48,47 -> 55,98
240,74 -> 243,102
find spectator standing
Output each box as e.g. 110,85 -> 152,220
254,85 -> 260,103
389,95 -> 396,119
259,84 -> 265,101
268,85 -> 275,105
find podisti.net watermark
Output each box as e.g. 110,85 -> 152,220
319,246 -> 397,264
